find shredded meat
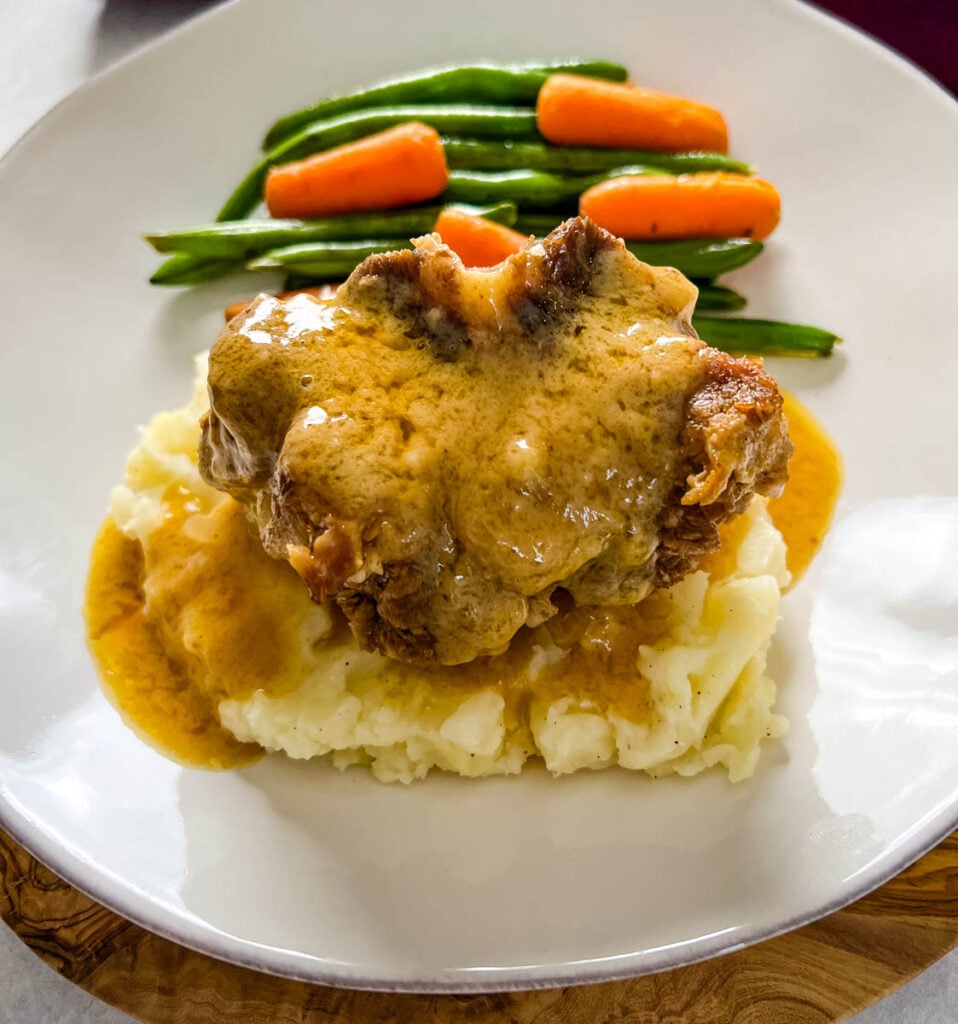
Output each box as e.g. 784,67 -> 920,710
199,217 -> 791,665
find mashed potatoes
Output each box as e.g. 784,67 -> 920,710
106,355 -> 789,784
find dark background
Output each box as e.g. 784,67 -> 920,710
812,0 -> 956,94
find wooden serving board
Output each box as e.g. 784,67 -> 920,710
1,827 -> 955,1024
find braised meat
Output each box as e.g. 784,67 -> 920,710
199,218 -> 791,665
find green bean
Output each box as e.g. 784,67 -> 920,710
443,168 -> 641,209
692,316 -> 839,357
249,239 -> 413,276
694,285 -> 747,312
219,105 -> 540,222
150,253 -> 241,286
146,202 -> 517,259
264,61 -> 627,149
629,240 -> 763,278
442,137 -> 752,176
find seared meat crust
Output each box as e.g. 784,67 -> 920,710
199,218 -> 791,665
656,352 -> 792,585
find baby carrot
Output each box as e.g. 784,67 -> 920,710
264,122 -> 448,219
580,173 -> 781,240
433,207 -> 529,266
536,74 -> 728,153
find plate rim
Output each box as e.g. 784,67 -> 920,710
2,784 -> 956,993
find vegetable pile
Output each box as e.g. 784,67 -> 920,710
145,60 -> 839,358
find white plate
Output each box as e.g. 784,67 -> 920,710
1,0 -> 957,994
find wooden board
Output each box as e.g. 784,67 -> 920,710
1,827 -> 955,1024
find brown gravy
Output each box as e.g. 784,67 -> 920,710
768,393 -> 843,585
84,393 -> 841,767
85,512 -> 261,769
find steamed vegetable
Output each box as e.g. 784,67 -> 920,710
442,137 -> 751,175
264,61 -> 628,149
264,122 -> 448,218
146,59 -> 838,362
219,105 -> 540,221
433,207 -> 529,266
153,226 -> 765,285
692,317 -> 839,357
150,253 -> 240,286
537,74 -> 729,153
443,168 -> 625,209
580,173 -> 781,240
624,238 -> 762,277
145,203 -> 517,259
693,285 -> 747,312
248,239 -> 413,276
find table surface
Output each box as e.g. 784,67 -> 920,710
0,2 -> 955,1022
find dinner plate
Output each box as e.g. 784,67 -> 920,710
1,0 -> 956,994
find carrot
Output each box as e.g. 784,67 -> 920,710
536,74 -> 728,153
264,122 -> 448,219
224,283 -> 339,322
434,207 -> 529,267
580,173 -> 781,240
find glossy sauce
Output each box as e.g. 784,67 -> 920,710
85,393 -> 841,767
84,485 -> 330,769
207,265 -> 711,665
768,393 -> 843,584
85,513 -> 260,769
